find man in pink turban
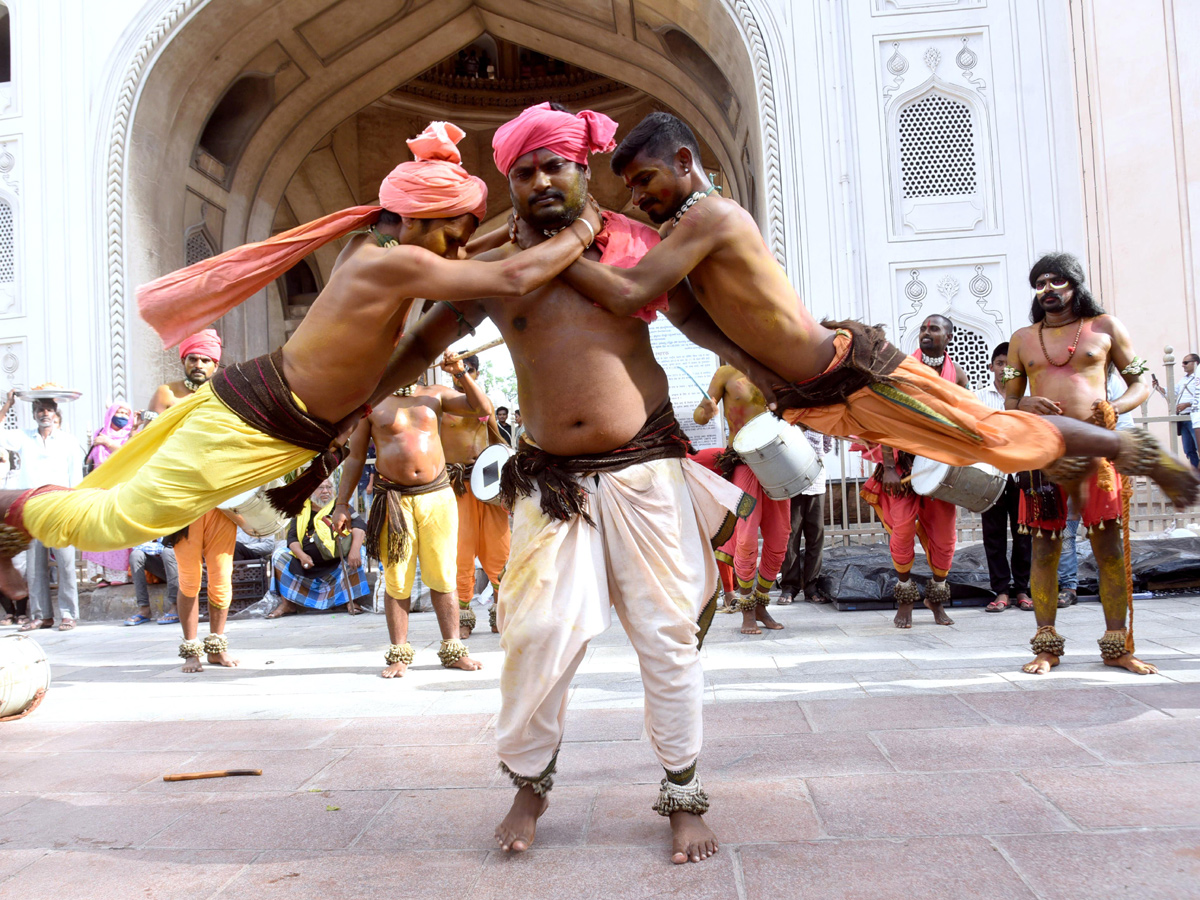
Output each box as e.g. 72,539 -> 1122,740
369,103 -> 786,865
142,329 -> 223,427
0,121 -> 599,672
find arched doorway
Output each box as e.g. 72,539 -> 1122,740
107,0 -> 782,405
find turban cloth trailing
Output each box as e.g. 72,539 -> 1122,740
137,121 -> 488,349
492,102 -> 618,176
178,328 -> 222,362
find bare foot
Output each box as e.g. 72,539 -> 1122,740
207,651 -> 239,668
1104,653 -> 1159,675
346,599 -> 361,615
182,656 -> 203,673
458,624 -> 472,640
669,811 -> 719,864
380,660 -> 408,678
448,654 -> 483,671
1150,451 -> 1200,509
755,607 -> 784,630
267,598 -> 298,619
495,785 -> 548,852
925,599 -> 955,626
894,602 -> 913,629
740,609 -> 761,635
1022,652 -> 1059,675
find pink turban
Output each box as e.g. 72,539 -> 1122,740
492,103 -> 618,176
178,329 -> 222,362
137,121 -> 486,349
379,121 -> 488,222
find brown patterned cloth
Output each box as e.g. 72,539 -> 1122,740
772,319 -> 906,411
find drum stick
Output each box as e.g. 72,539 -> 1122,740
676,366 -> 712,400
163,769 -> 262,782
448,337 -> 505,362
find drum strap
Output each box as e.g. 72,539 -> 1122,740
499,403 -> 693,524
365,469 -> 452,566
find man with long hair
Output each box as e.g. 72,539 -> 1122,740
1005,252 -> 1159,676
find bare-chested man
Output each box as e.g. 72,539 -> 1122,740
551,112 -> 1199,512
439,353 -> 508,637
143,330 -> 221,426
1005,253 -> 1159,676
0,121 -> 599,616
334,351 -> 489,677
374,103 -> 774,865
694,365 -> 787,634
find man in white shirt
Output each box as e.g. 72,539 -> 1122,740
976,343 -> 1032,613
1154,353 -> 1198,468
16,399 -> 84,631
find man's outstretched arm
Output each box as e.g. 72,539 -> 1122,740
665,282 -> 783,409
369,301 -> 489,407
559,205 -> 725,316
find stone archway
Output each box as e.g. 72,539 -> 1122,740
102,0 -> 784,404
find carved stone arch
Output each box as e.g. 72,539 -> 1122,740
885,77 -> 997,238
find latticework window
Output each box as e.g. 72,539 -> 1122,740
947,327 -> 992,390
0,200 -> 13,283
898,93 -> 977,199
185,230 -> 215,266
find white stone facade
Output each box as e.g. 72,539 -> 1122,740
5,0 -> 1197,438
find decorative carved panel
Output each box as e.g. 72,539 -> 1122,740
873,0 -> 986,16
879,30 -> 998,240
0,337 -> 27,430
892,257 -> 1007,388
0,137 -> 20,320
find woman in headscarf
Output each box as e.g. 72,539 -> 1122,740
82,402 -> 136,588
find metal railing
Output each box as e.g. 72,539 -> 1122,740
817,347 -> 1195,547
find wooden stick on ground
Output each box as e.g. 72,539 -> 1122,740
163,769 -> 262,782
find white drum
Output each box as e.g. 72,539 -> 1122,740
471,444 -> 514,506
218,479 -> 287,537
731,412 -> 821,500
0,634 -> 51,720
908,457 -> 1007,513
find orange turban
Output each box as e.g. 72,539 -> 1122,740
492,102 -> 618,176
178,329 -> 222,362
136,121 -> 486,349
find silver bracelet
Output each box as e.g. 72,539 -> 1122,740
573,216 -> 595,248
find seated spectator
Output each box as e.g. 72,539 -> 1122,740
268,478 -> 369,617
125,538 -> 178,625
233,526 -> 275,561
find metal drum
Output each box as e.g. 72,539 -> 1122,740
471,444 -> 514,506
0,634 -> 51,720
731,412 -> 821,500
908,457 -> 1007,513
218,479 -> 287,537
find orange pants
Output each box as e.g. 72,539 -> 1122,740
456,489 -> 511,602
174,509 -> 236,609
716,464 -> 790,591
783,332 -> 1065,473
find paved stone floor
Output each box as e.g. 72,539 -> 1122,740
2,592 -> 1199,899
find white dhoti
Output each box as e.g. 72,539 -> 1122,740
495,455 -> 747,808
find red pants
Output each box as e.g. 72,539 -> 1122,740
456,489 -> 511,602
863,474 -> 957,578
715,464 -> 790,591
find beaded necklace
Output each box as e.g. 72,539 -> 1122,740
920,353 -> 945,369
671,187 -> 716,227
1038,318 -> 1085,368
183,377 -> 201,393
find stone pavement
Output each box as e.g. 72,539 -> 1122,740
1,593 -> 1199,899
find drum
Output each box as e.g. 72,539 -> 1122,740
471,444 -> 514,506
218,480 -> 287,537
908,457 -> 1007,513
0,634 -> 51,721
730,412 -> 821,500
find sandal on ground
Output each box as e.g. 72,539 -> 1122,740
58,619 -> 76,631
1057,589 -> 1077,608
777,593 -> 795,605
20,618 -> 53,632
157,612 -> 180,625
15,615 -> 30,626
1016,596 -> 1035,611
985,595 -> 1011,613
124,613 -> 153,626
805,590 -> 832,604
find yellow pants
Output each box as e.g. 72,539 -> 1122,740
380,486 -> 459,600
22,384 -> 317,552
